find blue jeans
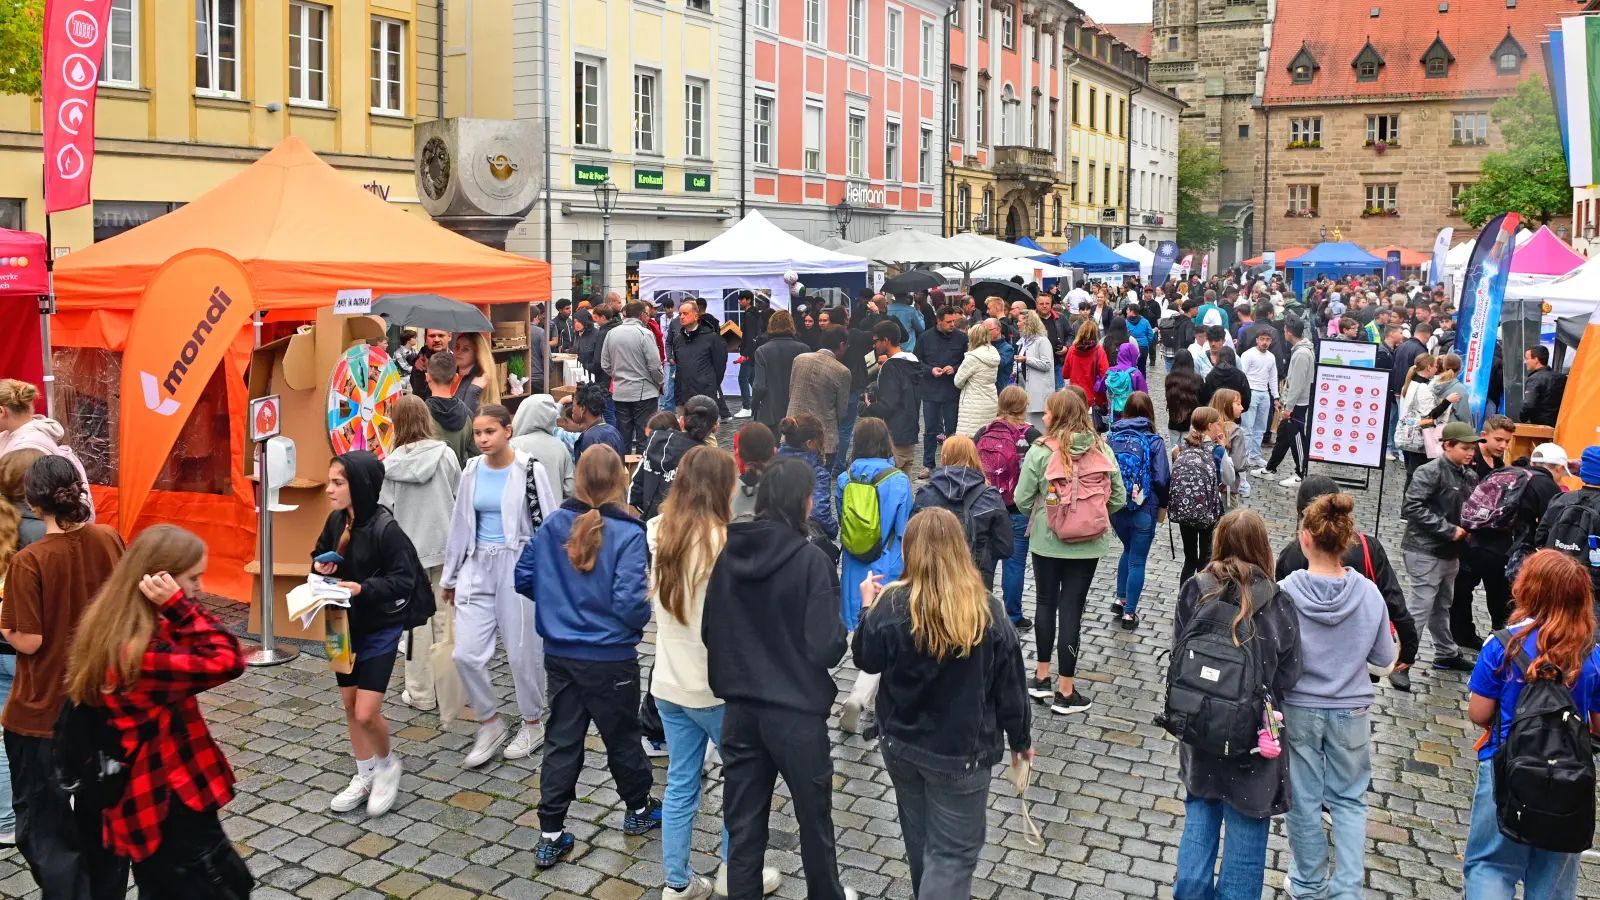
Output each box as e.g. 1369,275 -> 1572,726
658,698 -> 729,890
0,654 -> 12,833
1284,705 -> 1372,900
661,363 -> 677,412
1000,513 -> 1029,622
1174,795 -> 1271,900
1464,757 -> 1580,899
1110,505 -> 1156,614
1243,389 -> 1271,464
832,393 -> 861,477
738,359 -> 754,408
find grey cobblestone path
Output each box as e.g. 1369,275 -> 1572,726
2,365 -> 1597,899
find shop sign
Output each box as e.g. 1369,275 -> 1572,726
574,163 -> 609,186
685,172 -> 712,192
846,183 -> 886,206
635,169 -> 666,190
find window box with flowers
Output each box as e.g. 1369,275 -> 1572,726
1284,208 -> 1319,218
1360,207 -> 1399,218
1363,139 -> 1400,152
1286,140 -> 1322,150
1450,138 -> 1489,147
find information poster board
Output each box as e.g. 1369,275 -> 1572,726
1310,363 -> 1389,470
1318,339 -> 1378,368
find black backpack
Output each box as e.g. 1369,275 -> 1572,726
368,507 -> 434,633
53,698 -> 136,813
1489,627 -> 1596,853
1536,490 -> 1600,593
1156,575 -> 1269,758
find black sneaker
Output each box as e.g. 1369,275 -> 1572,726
1014,616 -> 1033,633
1389,667 -> 1412,692
1119,612 -> 1140,631
1433,654 -> 1476,673
1109,601 -> 1125,616
623,798 -> 663,835
1050,690 -> 1092,714
1027,677 -> 1053,700
535,832 -> 575,868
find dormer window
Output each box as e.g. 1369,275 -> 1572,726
1493,29 -> 1526,75
1353,39 -> 1385,82
1421,33 -> 1455,79
1288,42 -> 1319,85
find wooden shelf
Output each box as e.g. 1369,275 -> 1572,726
245,475 -> 326,488
244,560 -> 314,577
493,342 -> 529,353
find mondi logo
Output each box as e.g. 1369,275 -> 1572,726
140,285 -> 234,415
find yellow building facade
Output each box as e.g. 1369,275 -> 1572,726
0,0 -> 440,249
1065,21 -> 1132,248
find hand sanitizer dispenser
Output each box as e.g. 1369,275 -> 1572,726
265,437 -> 298,512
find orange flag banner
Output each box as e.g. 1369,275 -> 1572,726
117,249 -> 256,536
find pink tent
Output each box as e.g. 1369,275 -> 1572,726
0,227 -> 47,414
1509,225 -> 1584,276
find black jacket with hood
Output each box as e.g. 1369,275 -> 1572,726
751,333 -> 809,427
917,324 -> 970,404
670,318 -> 729,402
912,467 -> 1014,573
868,353 -> 924,447
427,394 -> 475,467
1198,361 -> 1254,412
628,429 -> 700,520
703,517 -> 847,716
312,451 -> 418,639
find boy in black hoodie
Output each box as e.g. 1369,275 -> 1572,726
865,320 -> 923,479
703,458 -> 851,900
424,352 -> 475,467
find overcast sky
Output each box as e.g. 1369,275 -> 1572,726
1074,0 -> 1153,24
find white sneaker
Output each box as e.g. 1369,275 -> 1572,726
503,722 -> 543,759
329,773 -> 372,813
733,408 -> 752,418
703,743 -> 721,774
839,696 -> 865,734
1279,474 -> 1302,487
400,690 -> 437,712
642,736 -> 670,758
463,718 -> 507,768
714,865 -> 781,896
367,757 -> 402,816
0,829 -> 17,847
666,876 -> 715,900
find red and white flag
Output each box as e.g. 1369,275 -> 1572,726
42,0 -> 114,214
1200,254 -> 1210,281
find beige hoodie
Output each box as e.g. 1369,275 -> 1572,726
646,515 -> 723,709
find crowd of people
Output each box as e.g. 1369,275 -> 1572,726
0,252 -> 1595,900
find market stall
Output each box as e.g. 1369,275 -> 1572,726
1058,235 -> 1141,278
639,210 -> 869,310
49,136 -> 551,604
1113,242 -> 1156,280
1284,242 -> 1385,298
0,227 -> 48,413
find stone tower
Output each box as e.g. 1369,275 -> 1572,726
1150,0 -> 1271,268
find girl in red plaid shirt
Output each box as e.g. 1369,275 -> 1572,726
62,525 -> 251,897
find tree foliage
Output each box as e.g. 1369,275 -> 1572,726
1177,129 -> 1233,253
1457,77 -> 1570,228
0,0 -> 42,98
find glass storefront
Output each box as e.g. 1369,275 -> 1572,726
625,241 -> 669,301
571,240 -> 602,302
0,198 -> 23,231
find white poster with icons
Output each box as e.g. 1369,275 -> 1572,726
1310,364 -> 1390,470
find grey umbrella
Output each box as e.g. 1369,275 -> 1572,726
373,293 -> 494,333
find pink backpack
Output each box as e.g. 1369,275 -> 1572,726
1039,437 -> 1116,542
976,420 -> 1028,506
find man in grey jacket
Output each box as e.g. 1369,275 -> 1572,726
601,301 -> 666,455
1400,421 -> 1481,673
1264,317 -> 1315,486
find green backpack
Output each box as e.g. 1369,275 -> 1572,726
840,468 -> 899,563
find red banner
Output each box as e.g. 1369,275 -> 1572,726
43,0 -> 114,214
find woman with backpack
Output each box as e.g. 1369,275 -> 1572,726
313,450 -> 425,817
1063,320 -> 1109,410
954,324 -> 1000,439
516,445 -> 662,869
1171,407 -> 1232,585
852,507 -> 1032,900
1277,493 -> 1397,899
1171,509 -> 1303,900
1105,392 -> 1170,631
779,414 -> 838,538
380,396 -> 463,713
1015,312 -> 1055,430
60,525 -> 251,896
977,387 -> 1040,632
1016,390 -> 1127,715
912,435 -> 1013,591
1463,549 -> 1600,900
704,457 -> 852,900
1096,343 -> 1148,424
731,422 -> 775,523
836,417 -> 913,734
1395,353 -> 1439,489
1208,388 -> 1250,504
443,405 -> 558,770
1164,350 -> 1202,448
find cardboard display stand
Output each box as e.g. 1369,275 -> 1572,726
247,306 -> 388,642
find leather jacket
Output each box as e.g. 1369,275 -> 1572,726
1400,456 -> 1478,558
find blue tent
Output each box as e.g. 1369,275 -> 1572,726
1284,242 -> 1385,298
1059,235 -> 1141,273
1013,236 -> 1058,264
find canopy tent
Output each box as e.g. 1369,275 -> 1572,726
0,227 -> 48,414
1370,245 -> 1430,268
1113,242 -> 1156,280
937,257 -> 1074,283
812,234 -> 854,252
841,228 -> 996,267
1242,247 -> 1310,268
638,210 -> 868,306
1058,235 -> 1140,273
47,136 -> 551,600
1439,228 -> 1536,298
1284,242 -> 1385,298
1509,225 -> 1585,277
940,232 -> 1052,282
1507,251 -> 1600,335
1012,235 -> 1059,263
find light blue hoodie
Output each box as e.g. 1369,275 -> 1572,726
1278,568 -> 1397,709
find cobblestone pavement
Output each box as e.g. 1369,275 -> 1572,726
3,369 -> 1598,900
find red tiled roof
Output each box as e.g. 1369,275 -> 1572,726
1262,0 -> 1581,107
1102,23 -> 1153,58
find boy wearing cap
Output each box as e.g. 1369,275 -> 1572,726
1401,421 -> 1482,672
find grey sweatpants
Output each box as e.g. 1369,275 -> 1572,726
1403,550 -> 1460,659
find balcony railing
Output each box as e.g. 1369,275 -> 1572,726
992,145 -> 1055,183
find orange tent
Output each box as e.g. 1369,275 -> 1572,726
48,137 -> 550,600
1370,245 -> 1430,268
1242,247 -> 1309,267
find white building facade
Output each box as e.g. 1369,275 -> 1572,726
1127,85 -> 1180,248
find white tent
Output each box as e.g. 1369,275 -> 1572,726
841,228 -> 997,265
1441,229 -> 1535,299
1507,253 -> 1600,324
937,258 -> 1073,282
1113,242 -> 1156,280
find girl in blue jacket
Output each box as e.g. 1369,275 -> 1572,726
514,444 -> 661,870
777,414 -> 837,538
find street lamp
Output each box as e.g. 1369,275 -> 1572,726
593,178 -> 620,296
1586,222 -> 1596,241
834,200 -> 853,239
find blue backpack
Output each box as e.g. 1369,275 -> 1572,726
1105,368 -> 1135,415
1106,427 -> 1153,510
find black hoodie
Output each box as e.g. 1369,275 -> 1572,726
703,518 -> 847,715
1198,361 -> 1254,412
312,451 -> 418,638
627,429 -> 700,520
427,394 -> 474,466
912,467 -> 1014,573
868,352 -> 923,447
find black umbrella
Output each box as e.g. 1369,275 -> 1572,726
881,269 -> 945,296
967,279 -> 1033,309
373,293 -> 494,333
